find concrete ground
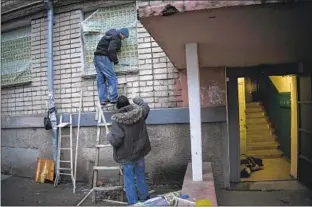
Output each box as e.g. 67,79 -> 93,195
1,176 -> 312,206
1,176 -> 180,206
217,181 -> 312,206
217,189 -> 312,206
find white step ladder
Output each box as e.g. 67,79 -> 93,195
54,114 -> 75,192
76,102 -> 124,206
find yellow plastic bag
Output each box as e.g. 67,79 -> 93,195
195,199 -> 213,206
35,159 -> 54,183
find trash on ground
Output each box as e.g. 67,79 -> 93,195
195,199 -> 213,206
134,190 -> 192,206
35,159 -> 54,183
102,199 -> 127,205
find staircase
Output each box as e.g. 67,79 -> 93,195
245,102 -> 283,159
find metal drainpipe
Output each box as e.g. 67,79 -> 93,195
45,0 -> 58,164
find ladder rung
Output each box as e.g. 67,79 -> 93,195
57,167 -> 72,171
60,160 -> 71,163
59,173 -> 71,175
93,186 -> 123,191
96,144 -> 111,148
93,166 -> 120,170
97,123 -> 112,127
60,148 -> 71,150
57,123 -> 71,128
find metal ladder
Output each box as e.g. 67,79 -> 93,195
54,114 -> 75,193
77,102 -> 124,205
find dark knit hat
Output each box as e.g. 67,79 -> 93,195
116,95 -> 130,109
118,28 -> 129,38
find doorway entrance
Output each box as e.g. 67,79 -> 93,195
297,74 -> 312,188
237,76 -> 294,182
227,63 -> 312,187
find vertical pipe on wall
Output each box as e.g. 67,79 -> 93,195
45,0 -> 58,163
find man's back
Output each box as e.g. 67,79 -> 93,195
94,29 -> 121,63
107,97 -> 151,164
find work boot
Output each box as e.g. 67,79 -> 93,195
139,195 -> 150,202
100,100 -> 110,106
145,196 -> 150,201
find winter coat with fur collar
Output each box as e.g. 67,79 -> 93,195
107,98 -> 151,164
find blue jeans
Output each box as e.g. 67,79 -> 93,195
123,159 -> 149,205
93,56 -> 118,103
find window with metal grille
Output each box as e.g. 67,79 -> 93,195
1,26 -> 32,87
81,3 -> 138,76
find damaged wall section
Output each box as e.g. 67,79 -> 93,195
1,123 -> 228,188
177,67 -> 226,107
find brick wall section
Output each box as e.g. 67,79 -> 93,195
53,11 -> 84,113
1,2 -> 183,116
137,22 -> 181,108
31,10 -> 142,114
1,10 -> 86,115
31,10 -> 84,114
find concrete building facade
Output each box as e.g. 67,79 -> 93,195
1,0 -> 228,188
137,0 -> 312,187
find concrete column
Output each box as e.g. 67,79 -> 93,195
227,76 -> 240,182
185,43 -> 203,181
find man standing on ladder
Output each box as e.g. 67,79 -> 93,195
94,28 -> 129,106
107,95 -> 152,205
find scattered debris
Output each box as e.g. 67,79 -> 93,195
1,174 -> 12,181
35,159 -> 54,183
240,154 -> 264,178
96,180 -> 104,187
102,199 -> 127,205
161,4 -> 179,16
76,189 -> 94,206
148,190 -> 155,194
134,190 -> 183,206
280,199 -> 290,204
175,197 -> 195,206
195,199 -> 213,206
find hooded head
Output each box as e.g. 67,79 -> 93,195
111,96 -> 143,125
118,28 -> 129,40
116,95 -> 130,109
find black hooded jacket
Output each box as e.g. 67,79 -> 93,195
94,29 -> 121,64
107,98 -> 151,164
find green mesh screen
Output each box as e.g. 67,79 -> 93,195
1,26 -> 32,87
81,3 -> 138,75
